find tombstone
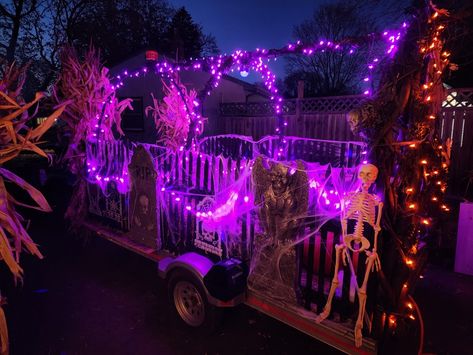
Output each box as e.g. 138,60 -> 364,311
194,196 -> 223,257
87,181 -> 128,230
128,145 -> 159,249
87,182 -> 102,217
103,182 -> 128,229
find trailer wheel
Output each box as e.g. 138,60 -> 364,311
167,270 -> 221,331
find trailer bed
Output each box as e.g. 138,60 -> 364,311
85,219 -> 377,354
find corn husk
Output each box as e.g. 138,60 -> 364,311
0,60 -> 66,354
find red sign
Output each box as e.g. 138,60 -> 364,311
145,50 -> 158,61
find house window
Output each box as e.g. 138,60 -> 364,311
120,97 -> 144,131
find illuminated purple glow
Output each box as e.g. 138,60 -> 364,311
97,20 -> 409,178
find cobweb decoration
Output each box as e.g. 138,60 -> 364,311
246,160 -> 361,306
145,79 -> 204,151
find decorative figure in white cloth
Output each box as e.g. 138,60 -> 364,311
316,163 -> 383,348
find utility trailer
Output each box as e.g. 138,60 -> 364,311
84,135 -> 396,354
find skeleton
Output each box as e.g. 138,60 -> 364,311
316,164 -> 383,348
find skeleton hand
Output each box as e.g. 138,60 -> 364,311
366,250 -> 381,272
342,248 -> 348,266
335,244 -> 347,266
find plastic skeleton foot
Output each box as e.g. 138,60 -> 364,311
316,164 -> 383,348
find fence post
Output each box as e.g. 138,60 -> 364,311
296,98 -> 301,118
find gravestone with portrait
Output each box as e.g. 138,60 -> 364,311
128,145 -> 159,249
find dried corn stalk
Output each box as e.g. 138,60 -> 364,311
0,60 -> 66,354
52,46 -> 132,227
145,79 -> 202,151
53,46 -> 132,173
0,294 -> 6,355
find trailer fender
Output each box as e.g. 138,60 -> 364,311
158,252 -> 245,307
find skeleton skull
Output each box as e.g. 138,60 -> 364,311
358,164 -> 378,191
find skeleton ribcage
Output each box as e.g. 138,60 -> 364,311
343,192 -> 378,246
345,193 -> 377,226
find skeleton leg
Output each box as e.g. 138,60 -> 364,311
316,244 -> 346,323
354,253 -> 377,348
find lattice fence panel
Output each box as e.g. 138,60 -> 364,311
300,96 -> 365,113
221,100 -> 297,116
442,89 -> 473,108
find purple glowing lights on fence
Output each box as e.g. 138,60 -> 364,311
161,185 -> 254,222
87,168 -> 129,193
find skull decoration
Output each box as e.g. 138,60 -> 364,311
358,163 -> 378,191
194,197 -> 223,256
269,163 -> 289,197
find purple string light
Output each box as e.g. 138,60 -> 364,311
89,21 -> 408,186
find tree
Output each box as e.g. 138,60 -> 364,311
284,0 -> 409,97
164,7 -> 218,60
19,0 -> 91,94
0,0 -> 91,97
443,2 -> 473,87
68,2 -> 218,65
0,0 -> 219,95
66,0 -> 172,66
0,0 -> 38,62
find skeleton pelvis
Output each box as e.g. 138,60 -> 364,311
343,234 -> 371,253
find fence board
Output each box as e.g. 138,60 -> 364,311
219,88 -> 473,197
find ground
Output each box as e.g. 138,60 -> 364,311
1,171 -> 473,355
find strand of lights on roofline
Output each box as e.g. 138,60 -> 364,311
110,21 -> 409,142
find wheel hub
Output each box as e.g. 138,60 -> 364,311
174,280 -> 205,327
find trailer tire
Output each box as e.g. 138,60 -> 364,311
167,270 -> 221,332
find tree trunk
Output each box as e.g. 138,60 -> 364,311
6,0 -> 24,63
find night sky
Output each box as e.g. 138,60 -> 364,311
168,0 -> 325,80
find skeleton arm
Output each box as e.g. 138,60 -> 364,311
373,201 -> 383,252
370,201 -> 383,271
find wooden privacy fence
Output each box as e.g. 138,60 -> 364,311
219,95 -> 364,141
219,88 -> 473,196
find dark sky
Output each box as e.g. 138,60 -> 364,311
168,0 -> 324,80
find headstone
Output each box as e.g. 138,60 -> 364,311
87,181 -> 128,230
87,183 -> 102,217
128,145 -> 159,249
102,182 -> 127,229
